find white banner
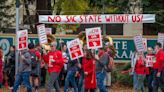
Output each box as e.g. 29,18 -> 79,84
67,38 -> 83,60
37,24 -> 48,44
17,29 -> 28,50
86,27 -> 103,49
133,35 -> 145,52
39,14 -> 155,24
157,33 -> 164,48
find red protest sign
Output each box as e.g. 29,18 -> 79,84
17,30 -> 28,50
67,38 -> 83,60
146,55 -> 155,67
86,27 -> 102,49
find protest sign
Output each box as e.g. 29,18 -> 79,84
133,35 -> 145,52
157,33 -> 164,48
45,28 -> 52,35
37,24 -> 48,44
146,55 -> 155,67
39,14 -> 155,24
67,38 -> 83,60
17,29 -> 28,50
142,38 -> 147,51
86,27 -> 102,49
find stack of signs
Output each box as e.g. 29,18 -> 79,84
85,27 -> 102,49
146,55 -> 155,67
67,38 -> 83,60
37,24 -> 48,44
133,35 -> 145,52
157,33 -> 164,48
142,38 -> 147,52
17,30 -> 28,50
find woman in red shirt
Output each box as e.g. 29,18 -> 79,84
82,50 -> 96,92
134,52 -> 146,92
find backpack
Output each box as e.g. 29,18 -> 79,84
29,51 -> 38,68
104,53 -> 114,72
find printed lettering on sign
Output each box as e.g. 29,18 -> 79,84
86,27 -> 102,49
39,14 -> 155,24
17,30 -> 28,50
67,38 -> 83,60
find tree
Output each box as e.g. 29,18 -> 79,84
0,0 -> 14,32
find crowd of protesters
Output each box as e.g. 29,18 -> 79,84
121,42 -> 164,92
0,41 -> 113,92
0,41 -> 164,92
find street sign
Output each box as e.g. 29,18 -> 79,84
86,27 -> 102,49
17,30 -> 28,50
67,38 -> 83,60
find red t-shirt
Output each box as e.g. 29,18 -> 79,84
135,57 -> 146,75
43,50 -> 64,73
153,48 -> 164,72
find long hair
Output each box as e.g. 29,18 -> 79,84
86,49 -> 94,59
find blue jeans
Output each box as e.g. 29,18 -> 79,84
146,74 -> 153,92
96,71 -> 108,92
153,69 -> 164,92
78,71 -> 84,92
12,71 -> 32,92
64,71 -> 78,92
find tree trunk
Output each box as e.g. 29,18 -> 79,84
24,0 -> 34,33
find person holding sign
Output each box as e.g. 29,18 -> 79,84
145,47 -> 155,92
82,49 -> 96,92
12,49 -> 32,92
95,47 -> 109,92
153,43 -> 164,92
43,42 -> 64,92
133,52 -> 146,92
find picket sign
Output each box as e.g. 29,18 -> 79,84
157,33 -> 164,48
142,38 -> 147,52
67,38 -> 83,60
146,55 -> 155,67
133,35 -> 145,52
17,29 -> 28,50
37,24 -> 48,44
86,27 -> 103,49
45,28 -> 52,35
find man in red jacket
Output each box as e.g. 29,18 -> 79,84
43,42 -> 64,92
153,42 -> 164,92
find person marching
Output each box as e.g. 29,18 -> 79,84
12,49 -> 32,92
82,49 -> 96,92
95,47 -> 109,92
145,47 -> 155,92
153,43 -> 164,92
43,42 -> 64,92
6,46 -> 15,90
133,52 -> 146,92
28,43 -> 41,92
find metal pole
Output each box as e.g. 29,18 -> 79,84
15,0 -> 20,75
